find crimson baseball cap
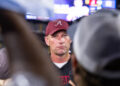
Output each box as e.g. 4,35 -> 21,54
73,9 -> 120,78
45,19 -> 69,36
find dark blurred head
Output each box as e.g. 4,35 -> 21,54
72,9 -> 120,86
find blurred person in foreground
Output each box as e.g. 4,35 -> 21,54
0,1 -> 61,86
71,9 -> 120,86
45,19 -> 74,86
0,48 -> 10,86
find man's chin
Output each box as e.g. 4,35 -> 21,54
55,52 -> 65,56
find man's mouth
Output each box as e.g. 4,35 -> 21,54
57,46 -> 65,49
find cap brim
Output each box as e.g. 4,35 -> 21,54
49,28 -> 67,35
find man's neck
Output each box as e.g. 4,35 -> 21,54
50,53 -> 70,63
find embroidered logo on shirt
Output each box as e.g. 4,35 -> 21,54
60,75 -> 70,85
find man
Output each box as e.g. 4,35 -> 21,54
45,19 -> 73,86
71,9 -> 120,86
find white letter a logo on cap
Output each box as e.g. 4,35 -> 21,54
55,21 -> 62,26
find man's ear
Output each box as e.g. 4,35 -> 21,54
45,36 -> 50,46
69,36 -> 72,44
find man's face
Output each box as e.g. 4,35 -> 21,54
45,30 -> 71,56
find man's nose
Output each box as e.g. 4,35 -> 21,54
57,36 -> 65,43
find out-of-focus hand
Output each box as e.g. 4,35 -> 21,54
68,80 -> 76,86
0,79 -> 11,86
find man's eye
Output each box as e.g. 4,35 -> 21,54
52,33 -> 57,37
63,34 -> 68,36
52,35 -> 57,37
